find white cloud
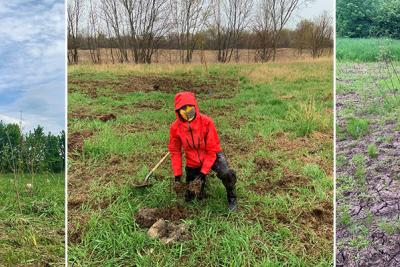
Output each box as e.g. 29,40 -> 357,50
0,0 -> 65,134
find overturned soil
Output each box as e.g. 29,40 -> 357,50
99,113 -> 116,122
69,75 -> 239,98
336,63 -> 400,267
68,130 -> 93,154
147,218 -> 191,244
134,205 -> 190,228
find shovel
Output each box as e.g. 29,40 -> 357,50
132,152 -> 170,188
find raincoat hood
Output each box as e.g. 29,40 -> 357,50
174,92 -> 200,122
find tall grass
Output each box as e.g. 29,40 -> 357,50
337,38 -> 400,62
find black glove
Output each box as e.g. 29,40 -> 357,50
196,173 -> 206,180
175,175 -> 181,182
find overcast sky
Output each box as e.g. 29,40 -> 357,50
288,0 -> 334,28
0,0 -> 65,134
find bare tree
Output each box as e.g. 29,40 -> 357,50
169,0 -> 211,63
100,0 -> 128,63
87,0 -> 102,63
254,0 -> 313,62
67,0 -> 84,64
212,0 -> 253,63
310,12 -> 332,58
119,0 -> 169,64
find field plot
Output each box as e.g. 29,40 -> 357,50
0,173 -> 65,265
336,62 -> 400,266
68,59 -> 333,266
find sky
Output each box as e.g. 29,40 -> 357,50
288,0 -> 334,29
0,0 -> 65,134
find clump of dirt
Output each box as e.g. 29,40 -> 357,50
134,205 -> 190,228
188,178 -> 202,196
134,205 -> 192,244
147,218 -> 191,244
173,182 -> 187,195
99,113 -> 116,122
254,157 -> 276,171
68,130 -> 93,154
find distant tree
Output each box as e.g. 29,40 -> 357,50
336,0 -> 376,38
372,0 -> 400,39
310,12 -> 333,58
294,20 -> 314,55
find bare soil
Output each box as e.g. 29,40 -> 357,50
99,113 -> 116,122
147,218 -> 191,244
68,130 -> 93,154
69,75 -> 239,99
187,178 -> 202,196
336,63 -> 400,266
134,205 -> 190,228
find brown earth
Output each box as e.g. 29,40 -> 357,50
134,205 -> 191,228
69,75 -> 239,99
336,63 -> 400,267
68,130 -> 93,154
187,178 -> 202,196
99,113 -> 116,122
147,219 -> 191,244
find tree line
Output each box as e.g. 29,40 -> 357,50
0,122 -> 65,173
68,0 -> 333,64
337,0 -> 400,38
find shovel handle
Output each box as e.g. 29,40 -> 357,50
144,152 -> 170,182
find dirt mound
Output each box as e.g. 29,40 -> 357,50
254,157 -> 276,171
99,113 -> 116,122
173,182 -> 187,195
147,218 -> 190,244
68,130 -> 93,154
135,205 -> 191,244
134,205 -> 190,228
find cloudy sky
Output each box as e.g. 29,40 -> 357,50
0,0 -> 65,134
288,0 -> 334,28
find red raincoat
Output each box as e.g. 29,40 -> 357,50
168,92 -> 221,176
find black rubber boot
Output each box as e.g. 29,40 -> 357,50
227,188 -> 237,211
185,190 -> 195,202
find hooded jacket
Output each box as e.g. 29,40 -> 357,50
168,92 -> 221,176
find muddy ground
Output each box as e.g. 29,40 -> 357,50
336,63 -> 400,266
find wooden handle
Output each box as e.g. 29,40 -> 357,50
144,152 -> 170,182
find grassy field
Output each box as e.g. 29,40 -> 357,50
337,38 -> 400,62
68,58 -> 333,266
336,61 -> 400,266
0,173 -> 65,265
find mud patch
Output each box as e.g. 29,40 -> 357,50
336,63 -> 400,266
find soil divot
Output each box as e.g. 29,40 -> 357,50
68,130 -> 93,153
147,219 -> 190,244
99,113 -> 116,122
134,205 -> 190,228
135,205 -> 191,244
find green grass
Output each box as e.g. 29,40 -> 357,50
347,118 -> 369,139
0,173 -> 65,265
337,38 -> 400,62
68,60 -> 333,266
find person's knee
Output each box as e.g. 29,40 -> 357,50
218,169 -> 237,186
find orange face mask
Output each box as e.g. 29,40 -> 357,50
179,105 -> 196,121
